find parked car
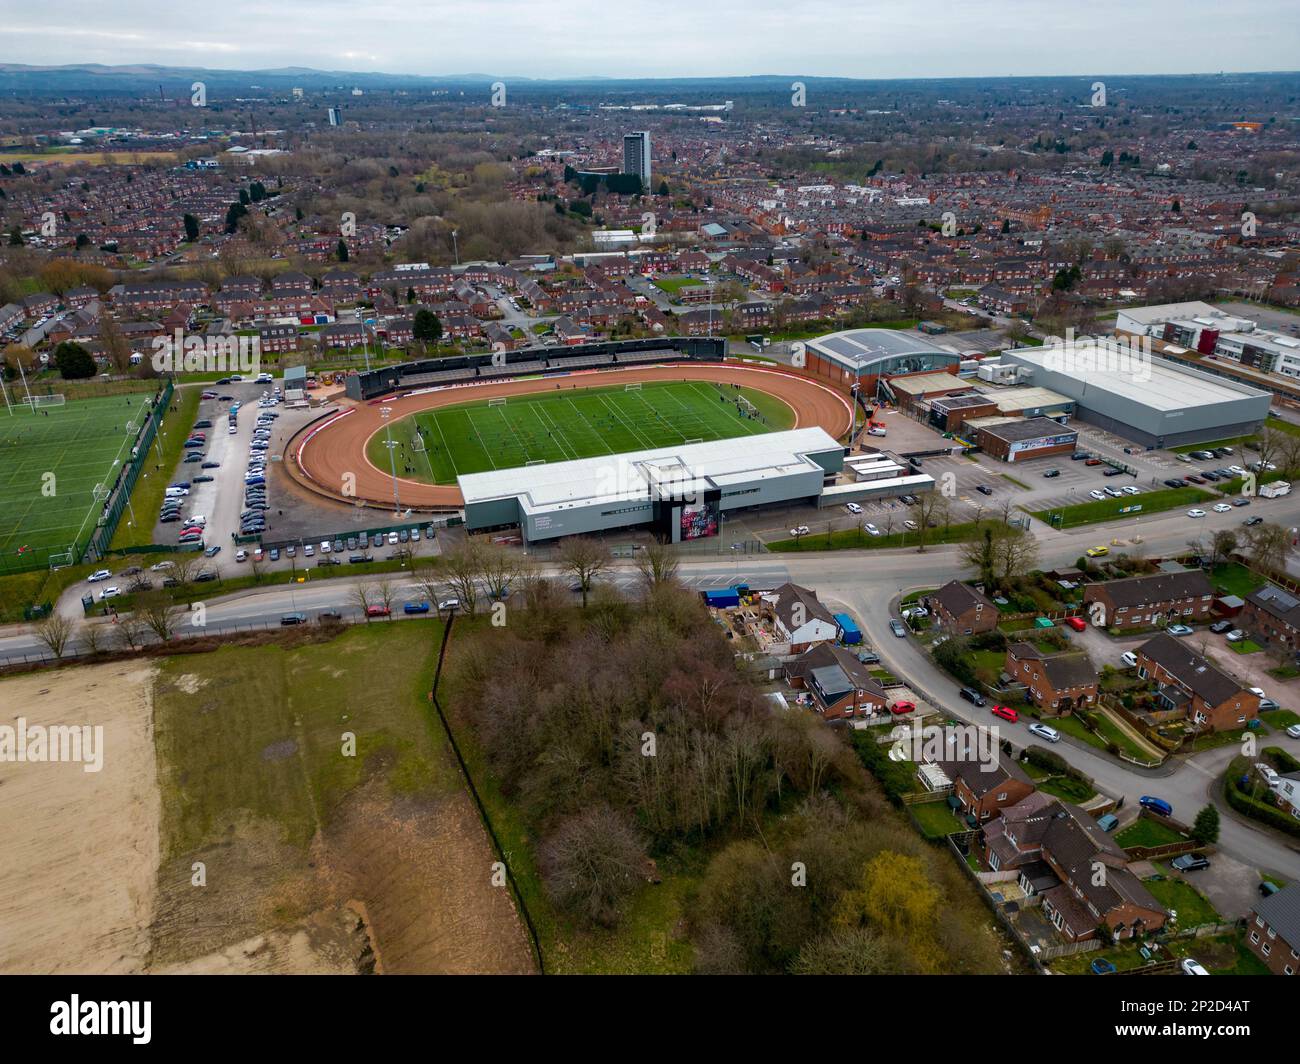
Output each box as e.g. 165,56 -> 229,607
1171,854 -> 1210,872
1209,619 -> 1234,633
1043,468 -> 1061,478
1287,724 -> 1300,739
888,700 -> 915,715
1085,545 -> 1108,557
280,613 -> 307,626
1226,629 -> 1245,642
1028,721 -> 1060,742
959,687 -> 987,707
1096,814 -> 1119,833
845,502 -> 863,514
991,704 -> 1018,723
1090,958 -> 1117,975
1121,651 -> 1138,668
889,619 -> 907,638
975,484 -> 993,496
1139,795 -> 1173,816
1181,959 -> 1209,976
1244,515 -> 1264,526
88,569 -> 112,582
1186,508 -> 1207,518
403,601 -> 430,614
1064,616 -> 1086,632
365,605 -> 391,618
1166,624 -> 1194,636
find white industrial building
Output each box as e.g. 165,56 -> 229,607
459,427 -> 845,544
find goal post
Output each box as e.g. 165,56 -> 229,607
24,394 -> 66,410
48,550 -> 74,570
624,382 -> 642,392
487,397 -> 508,408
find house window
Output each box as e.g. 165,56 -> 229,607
997,792 -> 1007,801
1252,931 -> 1260,943
1286,966 -> 1295,976
1263,943 -> 1271,956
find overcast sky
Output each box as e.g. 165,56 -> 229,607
3,1 -> 1297,80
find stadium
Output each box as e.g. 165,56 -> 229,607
286,343 -> 855,542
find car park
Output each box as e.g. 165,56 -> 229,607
1027,722 -> 1059,742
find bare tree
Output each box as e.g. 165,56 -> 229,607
478,542 -> 522,601
411,559 -> 445,606
908,493 -> 947,553
442,541 -> 484,616
78,621 -> 108,656
351,580 -> 375,619
1244,522 -> 1291,575
249,553 -> 266,584
559,537 -> 614,607
635,541 -> 679,592
375,578 -> 397,616
35,613 -> 75,659
114,613 -> 149,652
538,805 -> 647,928
170,552 -> 202,586
136,591 -> 182,643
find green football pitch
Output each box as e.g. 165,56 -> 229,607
0,392 -> 155,571
367,380 -> 796,485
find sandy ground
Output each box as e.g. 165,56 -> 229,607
0,663 -> 160,974
154,906 -> 371,975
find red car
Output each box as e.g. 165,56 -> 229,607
1084,458 -> 1103,466
1064,616 -> 1086,632
991,705 -> 1019,724
365,605 -> 391,618
889,700 -> 916,715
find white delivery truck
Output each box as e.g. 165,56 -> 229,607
1260,480 -> 1291,498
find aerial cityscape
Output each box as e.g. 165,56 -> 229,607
2,0 -> 1300,1031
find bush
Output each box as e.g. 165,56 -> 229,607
1225,757 -> 1300,838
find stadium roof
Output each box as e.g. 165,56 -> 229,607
807,328 -> 960,372
1007,343 -> 1270,411
458,428 -> 841,516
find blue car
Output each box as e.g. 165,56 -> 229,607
403,601 -> 430,615
1139,795 -> 1173,817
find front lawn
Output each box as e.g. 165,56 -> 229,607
1115,818 -> 1186,849
1037,776 -> 1098,802
1145,876 -> 1220,928
1230,639 -> 1263,654
909,800 -> 967,839
1164,933 -> 1271,975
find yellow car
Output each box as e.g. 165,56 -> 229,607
1085,546 -> 1109,558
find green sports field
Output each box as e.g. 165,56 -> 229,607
0,392 -> 155,572
367,380 -> 795,484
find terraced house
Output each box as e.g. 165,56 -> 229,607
983,796 -> 1167,942
1243,584 -> 1300,652
1135,632 -> 1260,732
1083,570 -> 1215,628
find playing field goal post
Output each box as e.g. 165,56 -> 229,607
22,393 -> 66,410
48,549 -> 75,570
624,382 -> 642,392
487,397 -> 508,407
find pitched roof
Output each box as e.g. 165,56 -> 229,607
1246,584 -> 1300,628
935,750 -> 1032,799
771,582 -> 836,633
1253,882 -> 1300,947
1138,633 -> 1245,707
1090,570 -> 1214,609
933,579 -> 997,619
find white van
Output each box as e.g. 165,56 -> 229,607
867,426 -> 887,437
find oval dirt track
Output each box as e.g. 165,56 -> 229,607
288,362 -> 854,511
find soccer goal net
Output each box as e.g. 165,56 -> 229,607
48,550 -> 74,570
624,382 -> 642,392
487,397 -> 508,407
24,394 -> 66,409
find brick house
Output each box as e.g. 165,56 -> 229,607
931,580 -> 999,635
257,323 -> 299,353
1083,570 -> 1215,628
1135,632 -> 1260,732
1246,884 -> 1300,976
1004,643 -> 1098,714
983,796 -> 1167,942
783,643 -> 888,720
1242,584 -> 1300,653
932,751 -> 1036,823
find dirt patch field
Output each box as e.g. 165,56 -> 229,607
0,662 -> 160,974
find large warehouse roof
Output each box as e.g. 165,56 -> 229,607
458,427 -> 842,516
807,328 -> 959,372
1007,344 -> 1270,411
